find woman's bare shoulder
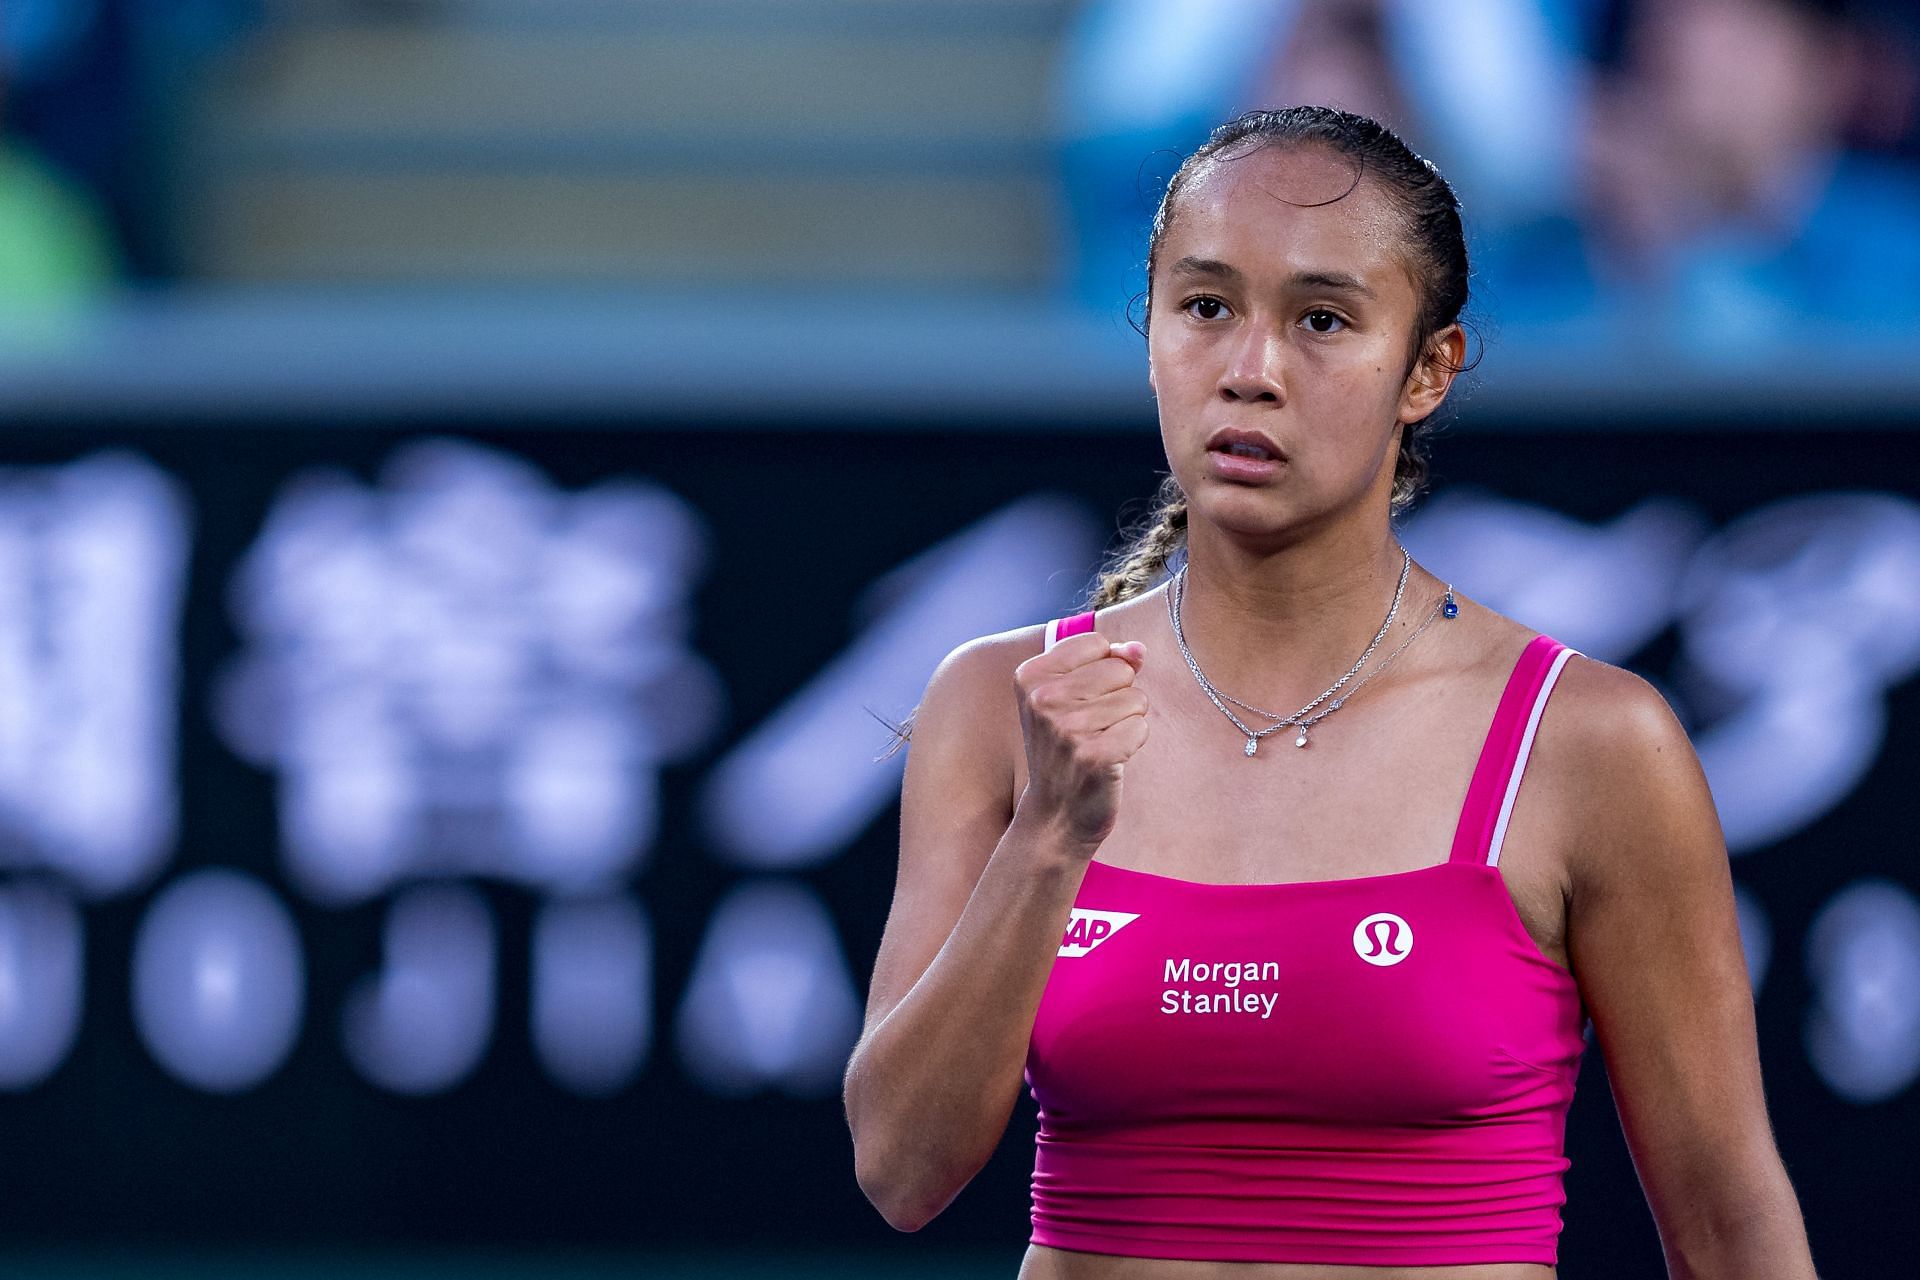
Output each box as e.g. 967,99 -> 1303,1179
1540,650 -> 1688,767
922,622 -> 1049,710
906,621 -> 1056,780
1449,589 -> 1686,767
1521,641 -> 1715,891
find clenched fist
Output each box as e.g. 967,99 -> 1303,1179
1013,631 -> 1150,852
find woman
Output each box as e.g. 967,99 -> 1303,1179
843,106 -> 1817,1279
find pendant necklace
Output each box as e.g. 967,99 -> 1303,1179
1166,547 -> 1456,756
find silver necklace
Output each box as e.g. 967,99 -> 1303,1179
1167,546 -> 1439,756
1268,585 -> 1451,743
1168,547 -> 1409,755
1211,583 -> 1456,725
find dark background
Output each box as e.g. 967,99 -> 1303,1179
0,417 -> 1911,1275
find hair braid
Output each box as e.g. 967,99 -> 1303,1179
1088,475 -> 1188,609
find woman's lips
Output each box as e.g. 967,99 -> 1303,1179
1206,445 -> 1285,482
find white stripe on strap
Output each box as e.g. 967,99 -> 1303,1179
1487,646 -> 1578,868
1043,618 -> 1062,652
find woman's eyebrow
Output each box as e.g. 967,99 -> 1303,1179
1291,270 -> 1376,300
1169,256 -> 1242,282
1167,257 -> 1376,300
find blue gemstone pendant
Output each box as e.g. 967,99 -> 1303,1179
1442,587 -> 1458,619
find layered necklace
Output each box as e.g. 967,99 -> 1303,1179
1166,546 -> 1457,757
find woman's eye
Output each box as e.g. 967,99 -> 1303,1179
1183,296 -> 1229,320
1303,309 -> 1346,334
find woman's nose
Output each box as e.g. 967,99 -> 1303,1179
1218,325 -> 1286,403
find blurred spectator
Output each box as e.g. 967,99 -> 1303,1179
1056,0 -> 1920,360
1478,0 -> 1920,353
0,0 -> 118,320
1566,0 -> 1919,348
0,124 -> 117,310
1053,0 -> 1584,312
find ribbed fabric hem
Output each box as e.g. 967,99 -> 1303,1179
1029,1224 -> 1558,1267
1029,1132 -> 1569,1268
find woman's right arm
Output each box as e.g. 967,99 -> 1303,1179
844,628 -> 1147,1232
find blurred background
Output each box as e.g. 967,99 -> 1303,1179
1,0 -> 1917,1275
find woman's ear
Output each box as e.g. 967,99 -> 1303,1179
1398,324 -> 1465,423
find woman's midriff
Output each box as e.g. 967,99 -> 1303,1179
1016,1245 -> 1556,1280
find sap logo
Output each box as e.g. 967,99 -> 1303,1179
1058,909 -> 1140,958
1352,912 -> 1414,967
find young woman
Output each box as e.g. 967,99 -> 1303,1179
844,107 -> 1818,1279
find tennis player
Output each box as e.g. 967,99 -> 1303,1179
845,106 -> 1817,1280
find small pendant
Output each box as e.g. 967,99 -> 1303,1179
1244,736 -> 1258,758
1442,588 -> 1458,619
1294,731 -> 1309,748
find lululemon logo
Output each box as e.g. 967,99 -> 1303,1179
1059,909 -> 1141,958
1352,912 -> 1414,966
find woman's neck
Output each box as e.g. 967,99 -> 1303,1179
1171,521 -> 1424,712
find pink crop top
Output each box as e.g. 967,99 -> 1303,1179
1025,619 -> 1587,1267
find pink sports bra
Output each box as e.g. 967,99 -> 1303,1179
1025,618 -> 1587,1267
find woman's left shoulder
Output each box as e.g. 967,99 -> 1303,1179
1458,614 -> 1687,765
1447,608 -> 1699,785
1536,646 -> 1695,778
1526,645 -> 1723,882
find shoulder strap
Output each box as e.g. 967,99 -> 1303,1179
1449,635 -> 1579,868
1043,611 -> 1097,653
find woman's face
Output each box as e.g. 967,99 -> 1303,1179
1147,143 -> 1458,546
